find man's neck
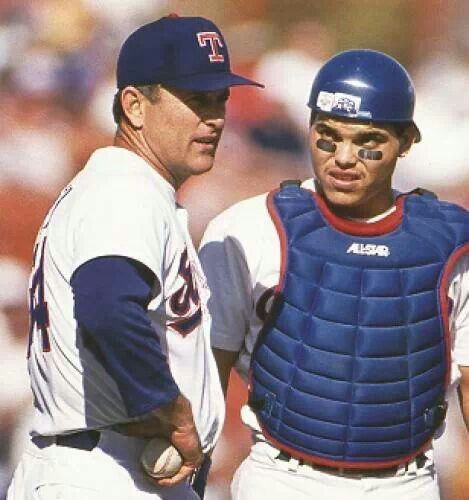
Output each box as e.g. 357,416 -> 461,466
314,180 -> 395,221
113,127 -> 180,189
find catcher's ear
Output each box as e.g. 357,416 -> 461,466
398,128 -> 415,157
121,86 -> 144,129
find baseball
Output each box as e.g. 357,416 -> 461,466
140,437 -> 183,479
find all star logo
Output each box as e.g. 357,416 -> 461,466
347,242 -> 390,257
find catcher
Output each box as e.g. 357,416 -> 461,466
199,49 -> 469,500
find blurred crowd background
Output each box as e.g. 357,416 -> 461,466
0,0 -> 468,499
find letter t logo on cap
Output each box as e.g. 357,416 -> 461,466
197,32 -> 225,62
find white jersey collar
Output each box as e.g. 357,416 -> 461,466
88,146 -> 177,205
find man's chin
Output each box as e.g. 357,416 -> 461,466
321,187 -> 362,207
189,158 -> 216,176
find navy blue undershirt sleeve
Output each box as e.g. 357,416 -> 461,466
71,256 -> 180,418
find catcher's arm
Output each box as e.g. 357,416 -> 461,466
213,348 -> 239,398
187,348 -> 237,498
458,365 -> 469,433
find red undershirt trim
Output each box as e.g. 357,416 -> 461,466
309,190 -> 405,236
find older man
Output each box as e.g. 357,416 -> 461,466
7,14 -> 262,500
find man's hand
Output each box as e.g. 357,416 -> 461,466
153,421 -> 203,487
114,394 -> 203,485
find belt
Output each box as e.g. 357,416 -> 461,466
276,450 -> 427,477
32,430 -> 101,451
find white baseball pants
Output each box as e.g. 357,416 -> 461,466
231,441 -> 440,500
7,430 -> 199,500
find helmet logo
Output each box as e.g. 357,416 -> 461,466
333,95 -> 359,114
196,32 -> 225,62
317,91 -> 361,116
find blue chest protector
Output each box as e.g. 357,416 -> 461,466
249,183 -> 469,469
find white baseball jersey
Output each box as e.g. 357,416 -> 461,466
199,178 -> 469,395
27,146 -> 224,451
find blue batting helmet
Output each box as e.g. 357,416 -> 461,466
307,49 -> 421,142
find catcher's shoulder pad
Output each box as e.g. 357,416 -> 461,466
407,187 -> 438,199
280,179 -> 302,189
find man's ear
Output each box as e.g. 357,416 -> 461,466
121,86 -> 145,129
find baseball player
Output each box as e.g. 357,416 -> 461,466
7,14 -> 262,500
199,49 -> 469,499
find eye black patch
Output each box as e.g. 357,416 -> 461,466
316,139 -> 336,153
358,149 -> 383,160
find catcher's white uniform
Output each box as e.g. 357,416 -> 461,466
199,180 -> 469,500
8,146 -> 224,500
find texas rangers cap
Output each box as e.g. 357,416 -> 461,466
116,14 -> 264,91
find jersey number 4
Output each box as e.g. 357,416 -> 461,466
27,238 -> 50,357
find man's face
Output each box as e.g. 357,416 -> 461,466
310,114 -> 407,218
141,86 -> 229,187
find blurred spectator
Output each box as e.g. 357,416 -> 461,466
433,392 -> 469,500
221,18 -> 276,127
0,181 -> 52,265
0,5 -> 32,75
394,1 -> 469,203
33,0 -> 96,51
82,0 -> 168,40
0,258 -> 31,500
0,88 -> 74,195
247,101 -> 307,156
254,19 -> 333,131
88,72 -> 119,135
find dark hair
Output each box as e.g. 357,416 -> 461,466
392,122 -> 413,138
112,85 -> 160,125
112,90 -> 124,124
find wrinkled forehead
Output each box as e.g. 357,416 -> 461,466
312,112 -> 394,135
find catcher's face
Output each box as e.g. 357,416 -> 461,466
141,86 -> 228,188
309,114 -> 412,219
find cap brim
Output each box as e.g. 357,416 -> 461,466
161,72 -> 264,91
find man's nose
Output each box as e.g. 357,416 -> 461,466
334,142 -> 357,168
202,103 -> 226,128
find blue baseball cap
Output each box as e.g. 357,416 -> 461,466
116,14 -> 264,91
